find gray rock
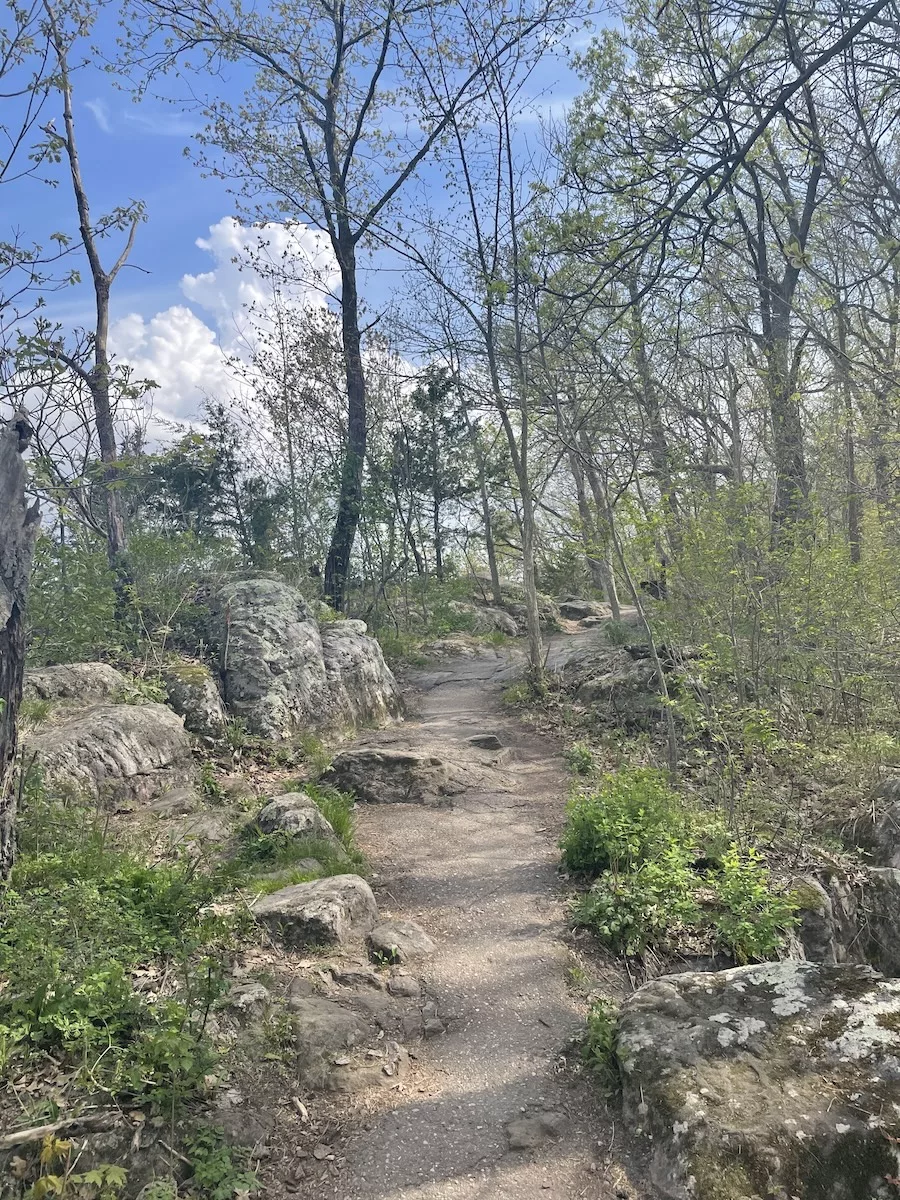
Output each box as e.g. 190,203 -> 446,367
226,980 -> 271,1016
559,598 -> 608,621
367,919 -> 435,963
387,973 -> 421,998
848,794 -> 900,867
28,702 -> 195,806
559,645 -> 660,728
617,961 -> 900,1200
251,874 -> 378,947
257,792 -> 338,840
325,746 -> 458,804
24,662 -> 129,704
210,576 -> 401,737
468,732 -> 504,750
506,1112 -> 568,1150
423,1018 -> 446,1037
148,787 -> 198,815
579,615 -> 604,628
320,623 -> 404,728
161,660 -> 228,741
288,996 -> 367,1088
862,867 -> 900,977
449,601 -> 519,637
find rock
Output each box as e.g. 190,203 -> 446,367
28,703 -> 195,806
468,732 -> 504,750
367,919 -> 435,963
423,1018 -> 445,1037
329,965 -> 384,990
862,867 -> 900,977
288,996 -> 367,1088
387,973 -> 421,998
164,810 -> 235,847
449,600 -> 519,637
251,875 -> 378,947
559,598 -> 608,621
24,662 -> 129,705
320,622 -> 404,728
559,645 -> 660,729
847,794 -> 900,867
257,792 -> 338,841
148,787 -> 198,815
210,576 -> 401,737
506,1112 -> 568,1150
329,1039 -> 408,1093
580,615 -> 604,628
617,961 -> 900,1200
161,660 -> 228,741
325,746 -> 458,804
226,980 -> 271,1016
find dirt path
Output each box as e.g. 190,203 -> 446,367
331,639 -> 644,1200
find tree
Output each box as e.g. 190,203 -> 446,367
124,0 -> 568,609
0,413 -> 40,878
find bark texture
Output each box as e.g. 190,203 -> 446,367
0,413 -> 40,878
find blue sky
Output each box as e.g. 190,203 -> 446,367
3,4 -> 596,422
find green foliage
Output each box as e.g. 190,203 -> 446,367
560,767 -> 691,875
712,846 -> 799,965
581,998 -> 620,1090
305,783 -> 356,848
27,532 -> 118,665
573,844 -> 700,955
23,1136 -> 128,1199
182,1126 -> 258,1200
200,760 -> 227,804
563,740 -> 596,776
298,733 -> 332,775
0,782 -> 237,1110
564,768 -> 796,961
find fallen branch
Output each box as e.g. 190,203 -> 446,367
0,1111 -> 118,1150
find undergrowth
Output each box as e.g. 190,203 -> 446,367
562,767 -> 798,962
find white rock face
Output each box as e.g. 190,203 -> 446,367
24,662 -> 129,704
210,577 -> 402,737
29,702 -> 195,806
617,961 -> 900,1200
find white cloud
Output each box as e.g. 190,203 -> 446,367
85,98 -> 112,134
109,217 -> 341,427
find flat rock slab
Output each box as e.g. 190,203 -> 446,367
251,874 -> 378,947
24,662 -> 129,705
28,702 -> 195,806
467,733 -> 505,751
617,960 -> 900,1200
506,1112 -> 568,1150
367,919 -> 435,963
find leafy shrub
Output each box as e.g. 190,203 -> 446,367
711,846 -> 798,964
182,1126 -> 258,1199
560,767 -> 690,875
573,844 -> 700,954
27,532 -> 119,665
564,741 -> 595,776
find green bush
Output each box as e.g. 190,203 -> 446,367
560,767 -> 690,875
712,846 -> 798,964
582,998 -> 620,1090
573,843 -> 700,954
182,1125 -> 258,1199
564,741 -> 595,776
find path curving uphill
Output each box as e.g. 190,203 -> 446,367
331,640 -> 643,1200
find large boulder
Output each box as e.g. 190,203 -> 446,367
320,623 -> 403,727
558,597 -> 609,621
558,644 -> 661,728
24,662 -> 129,705
617,961 -> 900,1200
28,703 -> 195,806
447,601 -> 519,637
209,577 -> 401,737
161,660 -> 228,741
367,919 -> 435,963
251,875 -> 378,947
325,746 -> 462,804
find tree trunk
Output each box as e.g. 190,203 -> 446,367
578,442 -> 621,619
768,318 -> 810,538
836,299 -> 861,564
324,239 -> 366,610
0,414 -> 40,879
569,450 -> 611,595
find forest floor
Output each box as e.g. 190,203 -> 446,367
322,632 -> 647,1200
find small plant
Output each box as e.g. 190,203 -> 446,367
19,698 -> 52,727
299,733 -> 332,776
225,718 -> 250,755
604,619 -> 633,646
581,998 -> 620,1090
23,1136 -> 127,1199
200,760 -> 227,804
182,1125 -> 258,1200
564,741 -> 595,776
711,846 -> 798,964
502,681 -> 531,707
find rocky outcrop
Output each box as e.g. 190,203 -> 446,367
320,622 -> 404,728
792,868 -> 900,977
617,961 -> 900,1200
24,662 -> 129,705
448,601 -> 519,637
251,874 -> 378,947
28,703 -> 195,806
558,644 -> 661,728
209,577 -> 401,738
161,660 -> 228,741
325,745 -> 463,804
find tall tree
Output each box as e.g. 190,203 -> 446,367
125,0 -> 567,608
